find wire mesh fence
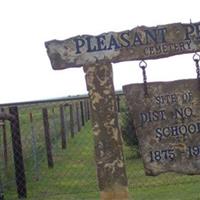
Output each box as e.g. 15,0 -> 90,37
0,97 -> 96,200
0,95 -> 200,200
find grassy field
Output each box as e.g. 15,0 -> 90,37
3,121 -> 200,200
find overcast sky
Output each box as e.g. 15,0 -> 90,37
0,0 -> 199,103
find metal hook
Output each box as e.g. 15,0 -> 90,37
139,60 -> 147,69
193,52 -> 200,90
193,52 -> 200,62
139,60 -> 148,96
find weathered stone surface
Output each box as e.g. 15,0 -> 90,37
123,79 -> 200,176
45,22 -> 200,69
83,62 -> 128,199
45,21 -> 200,198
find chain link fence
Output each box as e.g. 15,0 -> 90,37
0,94 -> 200,200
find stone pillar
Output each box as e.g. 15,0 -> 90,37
83,62 -> 128,200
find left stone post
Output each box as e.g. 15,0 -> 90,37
83,62 -> 128,200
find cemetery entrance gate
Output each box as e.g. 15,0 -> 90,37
45,21 -> 200,200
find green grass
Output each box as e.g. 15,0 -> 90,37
2,120 -> 200,199
125,146 -> 200,199
4,122 -> 99,200
132,182 -> 200,200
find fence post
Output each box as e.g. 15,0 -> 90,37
9,106 -> 27,199
0,108 -> 7,169
80,101 -> 85,127
84,100 -> 88,121
0,178 -> 4,200
64,104 -> 69,143
51,107 -> 58,141
86,99 -> 90,120
2,122 -> 7,170
42,108 -> 54,168
59,105 -> 66,149
69,104 -> 75,138
116,95 -> 120,113
29,112 -> 39,181
76,102 -> 81,132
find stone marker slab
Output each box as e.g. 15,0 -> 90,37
123,79 -> 200,176
45,22 -> 200,69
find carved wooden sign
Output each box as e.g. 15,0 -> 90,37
45,21 -> 200,69
123,79 -> 200,176
45,21 -> 200,199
